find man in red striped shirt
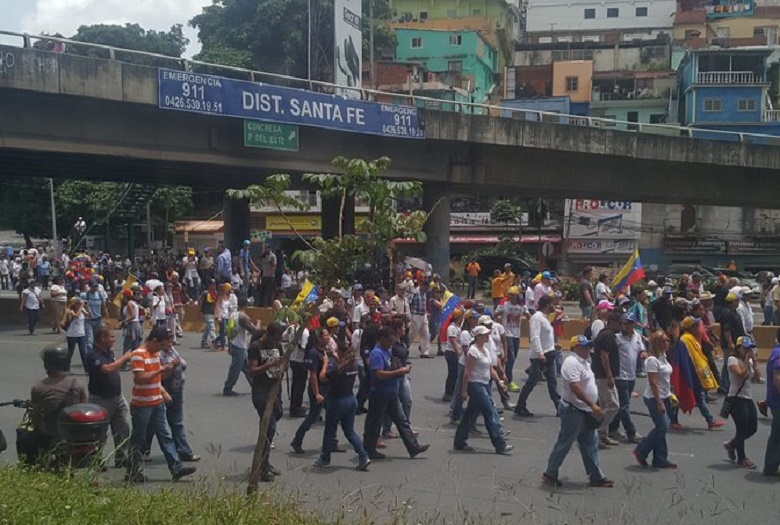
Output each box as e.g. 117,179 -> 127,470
126,325 -> 196,483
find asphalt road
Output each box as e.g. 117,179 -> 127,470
0,327 -> 778,525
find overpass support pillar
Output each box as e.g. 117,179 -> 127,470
224,195 -> 250,254
424,185 -> 451,283
321,194 -> 355,240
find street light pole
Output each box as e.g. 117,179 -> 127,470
49,178 -> 57,241
308,0 -> 312,89
369,0 -> 375,90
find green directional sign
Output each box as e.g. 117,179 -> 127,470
244,119 -> 299,151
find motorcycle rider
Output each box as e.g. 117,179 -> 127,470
26,345 -> 88,465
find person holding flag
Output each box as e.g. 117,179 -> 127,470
611,250 -> 646,298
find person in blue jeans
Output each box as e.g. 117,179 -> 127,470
314,342 -> 370,470
634,331 -> 677,469
609,314 -> 645,443
291,326 -> 342,453
542,336 -> 613,488
82,278 -> 108,354
454,325 -> 512,455
143,340 -> 200,462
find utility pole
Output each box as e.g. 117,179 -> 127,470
49,178 -> 57,241
308,0 -> 313,89
369,0 -> 376,91
146,201 -> 152,250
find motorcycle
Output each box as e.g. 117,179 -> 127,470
1,399 -> 109,469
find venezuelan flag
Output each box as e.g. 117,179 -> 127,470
293,280 -> 319,308
439,289 -> 463,343
611,249 -> 645,294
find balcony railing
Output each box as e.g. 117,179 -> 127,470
765,110 -> 780,122
697,71 -> 762,84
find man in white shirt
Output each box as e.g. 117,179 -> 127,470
351,284 -> 369,329
495,287 -> 527,392
608,313 -> 646,443
19,281 -> 43,335
390,284 -> 411,345
591,300 -> 614,340
542,335 -> 613,489
533,271 -> 552,310
514,295 -> 561,417
737,288 -> 755,336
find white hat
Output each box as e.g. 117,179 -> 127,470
647,280 -> 658,288
772,277 -> 779,285
472,325 -> 491,336
478,315 -> 493,327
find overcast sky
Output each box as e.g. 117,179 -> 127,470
0,0 -> 212,55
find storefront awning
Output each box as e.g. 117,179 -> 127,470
395,234 -> 561,245
175,220 -> 224,234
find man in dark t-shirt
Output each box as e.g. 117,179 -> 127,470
578,267 -> 596,320
719,293 -> 746,393
591,313 -> 622,447
86,326 -> 132,468
650,288 -> 674,332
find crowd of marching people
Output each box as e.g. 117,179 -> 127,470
9,241 -> 780,487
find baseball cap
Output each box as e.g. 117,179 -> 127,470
618,296 -> 631,306
726,292 -> 739,302
122,289 -> 133,297
243,240 -> 251,246
478,315 -> 493,326
622,312 -> 637,324
647,280 -> 658,288
681,316 -> 701,329
483,308 -> 494,317
596,300 -> 614,311
452,308 -> 464,318
326,317 -> 340,328
472,325 -> 491,336
542,271 -> 552,280
570,335 -> 593,348
692,271 -> 701,278
508,286 -> 521,295
662,286 -> 674,295
353,283 -> 363,292
773,277 -> 779,285
736,335 -> 756,348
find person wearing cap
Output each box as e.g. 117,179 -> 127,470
181,248 -> 200,299
238,240 -> 259,296
690,299 -> 719,384
442,309 -> 464,402
495,286 -> 527,392
126,326 -> 196,483
532,271 -> 552,311
498,264 -> 516,302
722,335 -> 760,469
199,247 -> 215,283
477,313 -> 513,412
118,288 -> 141,355
578,267 -> 596,320
407,281 -> 432,358
389,284 -> 411,345
646,280 -> 659,302
542,335 -> 614,488
633,330 -> 676,469
590,300 -> 614,340
49,276 -> 68,334
465,260 -> 481,300
199,279 -> 218,349
490,270 -> 504,308
514,295 -> 561,417
650,287 -> 674,333
454,324 -> 513,455
736,287 -> 756,342
762,276 -> 779,326
681,316 -> 726,430
591,313 -> 622,448
351,284 -> 369,330
608,313 -> 646,444
719,292 -> 746,394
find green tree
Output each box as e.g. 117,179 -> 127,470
191,0 -> 395,81
0,178 -> 52,247
67,23 -> 188,61
490,199 -> 522,225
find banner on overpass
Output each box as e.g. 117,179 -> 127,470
158,69 -> 425,139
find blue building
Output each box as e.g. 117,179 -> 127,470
677,48 -> 780,139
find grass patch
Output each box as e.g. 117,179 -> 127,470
0,467 -> 337,525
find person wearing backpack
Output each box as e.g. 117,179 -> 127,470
223,295 -> 261,397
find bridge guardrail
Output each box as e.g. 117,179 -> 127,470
3,29 -> 780,146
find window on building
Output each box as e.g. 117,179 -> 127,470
643,45 -> 667,59
449,34 -> 462,46
419,11 -> 428,20
447,9 -> 457,18
754,26 -> 779,44
411,37 -> 423,49
584,8 -> 596,19
636,7 -> 648,16
738,99 -> 757,111
649,114 -> 666,124
703,98 -> 723,112
448,61 -> 463,73
565,76 -> 579,91
685,29 -> 701,40
607,8 -> 619,17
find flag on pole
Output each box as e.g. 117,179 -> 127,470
611,249 -> 645,293
439,289 -> 463,343
113,274 -> 138,310
293,280 -> 319,309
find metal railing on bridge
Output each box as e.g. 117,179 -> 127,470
3,29 -> 780,147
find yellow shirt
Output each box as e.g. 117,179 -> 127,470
466,262 -> 481,277
491,277 -> 503,299
499,272 -> 515,298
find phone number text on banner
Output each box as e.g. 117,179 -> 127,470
158,69 -> 425,139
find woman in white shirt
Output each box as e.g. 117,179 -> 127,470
64,297 -> 87,370
214,283 -> 237,351
633,331 -> 676,469
724,336 -> 760,469
453,325 -> 512,455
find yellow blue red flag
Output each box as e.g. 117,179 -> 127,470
293,280 -> 319,308
611,249 -> 645,293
